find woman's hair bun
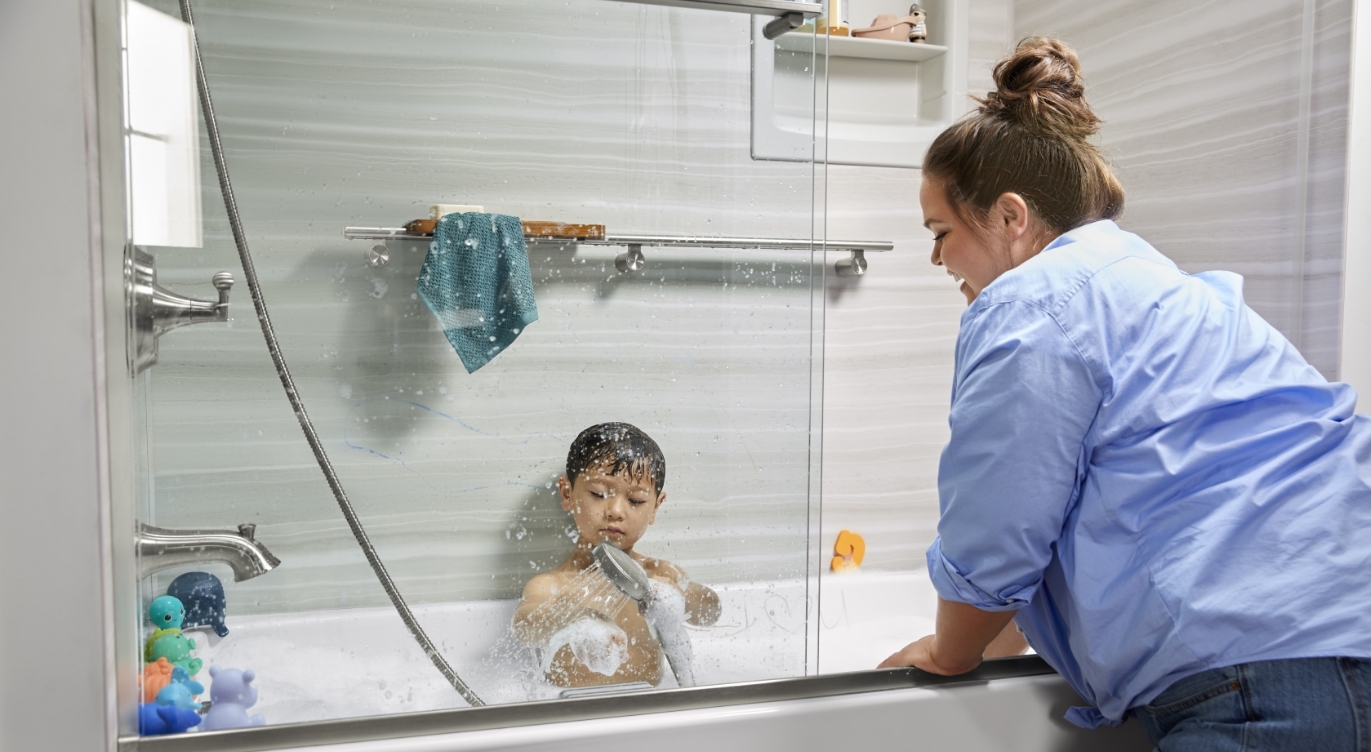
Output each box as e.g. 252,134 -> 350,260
981,36 -> 1100,139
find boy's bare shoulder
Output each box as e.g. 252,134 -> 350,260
520,569 -> 573,601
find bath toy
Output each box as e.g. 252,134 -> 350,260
143,659 -> 204,703
831,529 -> 866,573
143,657 -> 173,702
149,595 -> 186,630
907,3 -> 927,43
144,595 -> 186,660
154,681 -> 202,712
201,666 -> 265,731
148,632 -> 202,677
138,703 -> 201,735
168,572 -> 229,637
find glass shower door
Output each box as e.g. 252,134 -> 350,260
119,0 -> 826,737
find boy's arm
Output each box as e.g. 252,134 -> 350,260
682,581 -> 721,627
511,574 -> 617,646
645,560 -> 721,627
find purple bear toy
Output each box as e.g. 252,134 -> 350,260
201,666 -> 266,731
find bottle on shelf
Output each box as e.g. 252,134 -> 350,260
817,0 -> 850,36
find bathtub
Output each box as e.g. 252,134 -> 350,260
138,571 -> 1151,751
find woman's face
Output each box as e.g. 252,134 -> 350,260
920,177 -> 1016,305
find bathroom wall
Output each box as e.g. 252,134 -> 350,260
1,0 -> 117,748
142,0 -> 1350,625
818,0 -> 1014,573
140,0 -> 825,617
132,0 -> 1019,628
820,0 -> 1357,579
1016,0 -> 1353,377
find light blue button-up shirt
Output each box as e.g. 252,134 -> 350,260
926,220 -> 1371,727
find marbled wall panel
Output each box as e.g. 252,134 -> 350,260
134,0 -> 1026,624
817,0 -> 1012,573
1302,0 -> 1353,370
139,0 -> 822,617
1016,0 -> 1351,377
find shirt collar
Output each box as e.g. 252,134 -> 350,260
964,219 -> 1121,316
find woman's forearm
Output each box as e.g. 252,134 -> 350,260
983,618 -> 1029,658
930,597 -> 1017,673
878,597 -> 1018,674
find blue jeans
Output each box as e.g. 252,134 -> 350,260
1133,657 -> 1371,751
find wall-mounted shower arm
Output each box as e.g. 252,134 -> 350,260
616,0 -> 813,39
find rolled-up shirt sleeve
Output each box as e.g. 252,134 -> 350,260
927,301 -> 1103,612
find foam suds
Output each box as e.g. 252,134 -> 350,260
544,617 -> 628,676
645,579 -> 695,687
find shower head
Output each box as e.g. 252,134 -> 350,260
591,542 -> 652,604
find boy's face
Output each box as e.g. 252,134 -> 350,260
558,461 -> 665,552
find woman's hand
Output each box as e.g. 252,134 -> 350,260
876,598 -> 1018,676
878,635 -> 982,675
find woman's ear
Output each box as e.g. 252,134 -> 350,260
993,192 -> 1032,239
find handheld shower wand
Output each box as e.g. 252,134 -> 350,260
591,542 -> 653,604
590,543 -> 696,687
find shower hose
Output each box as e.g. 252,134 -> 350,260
177,0 -> 484,707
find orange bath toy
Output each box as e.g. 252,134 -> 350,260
143,657 -> 176,703
831,529 -> 866,573
143,657 -> 205,704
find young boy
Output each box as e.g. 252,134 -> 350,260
512,422 -> 721,688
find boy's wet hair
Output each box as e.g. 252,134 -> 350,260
566,422 -> 665,495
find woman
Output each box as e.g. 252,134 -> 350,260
878,37 -> 1371,750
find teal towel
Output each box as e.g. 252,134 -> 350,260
417,212 -> 538,373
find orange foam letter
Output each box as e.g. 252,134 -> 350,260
831,529 -> 866,572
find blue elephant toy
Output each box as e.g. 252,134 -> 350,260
154,666 -> 205,712
138,703 -> 201,735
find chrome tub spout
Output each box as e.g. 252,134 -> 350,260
137,523 -> 281,582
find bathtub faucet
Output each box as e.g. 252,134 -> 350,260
137,523 -> 281,582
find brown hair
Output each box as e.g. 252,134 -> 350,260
923,37 -> 1123,234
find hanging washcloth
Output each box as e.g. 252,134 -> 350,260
418,212 -> 539,373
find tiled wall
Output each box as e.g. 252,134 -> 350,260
1016,0 -> 1352,376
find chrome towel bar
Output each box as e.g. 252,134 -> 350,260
344,227 -> 891,277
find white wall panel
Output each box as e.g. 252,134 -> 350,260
1017,0 -> 1353,377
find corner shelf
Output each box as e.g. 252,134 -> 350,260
751,0 -> 970,169
775,32 -> 948,62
